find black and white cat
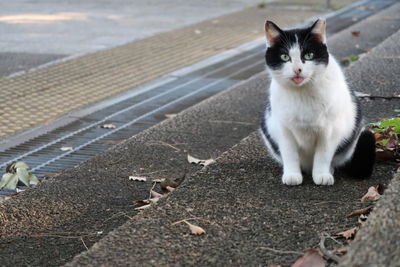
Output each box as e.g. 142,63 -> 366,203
260,19 -> 375,186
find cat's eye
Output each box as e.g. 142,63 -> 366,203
280,54 -> 290,62
304,52 -> 314,60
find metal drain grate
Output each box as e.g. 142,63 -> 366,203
0,47 -> 265,181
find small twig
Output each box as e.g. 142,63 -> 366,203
81,237 -> 89,250
319,234 -> 341,263
108,156 -> 125,165
148,182 -> 157,200
171,217 -> 219,227
257,247 -> 304,255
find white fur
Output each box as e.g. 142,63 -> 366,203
262,43 -> 357,186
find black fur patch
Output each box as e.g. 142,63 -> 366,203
340,130 -> 376,178
265,23 -> 329,70
260,104 -> 280,156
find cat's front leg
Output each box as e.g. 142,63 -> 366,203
312,130 -> 338,185
279,128 -> 303,185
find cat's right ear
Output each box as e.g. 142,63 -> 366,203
265,20 -> 281,47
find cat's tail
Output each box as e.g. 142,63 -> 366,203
342,130 -> 376,178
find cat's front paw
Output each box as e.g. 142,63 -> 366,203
313,173 -> 334,185
282,173 -> 303,186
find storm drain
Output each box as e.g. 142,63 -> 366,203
0,47 -> 266,195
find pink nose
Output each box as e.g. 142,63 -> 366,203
294,68 -> 302,75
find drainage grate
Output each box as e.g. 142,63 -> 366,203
0,47 -> 265,180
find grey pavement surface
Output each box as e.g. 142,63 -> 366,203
0,0 -> 261,76
65,25 -> 400,266
0,2 -> 399,266
328,2 -> 400,59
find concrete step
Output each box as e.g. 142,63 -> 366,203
65,12 -> 400,267
1,2 -> 399,266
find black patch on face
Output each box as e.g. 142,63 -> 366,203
265,24 -> 329,70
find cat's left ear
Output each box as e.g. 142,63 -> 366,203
310,19 -> 326,44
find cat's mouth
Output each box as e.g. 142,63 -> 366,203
291,76 -> 305,85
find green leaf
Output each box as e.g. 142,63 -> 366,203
16,167 -> 30,186
378,118 -> 400,133
0,173 -> 18,190
14,161 -> 30,170
29,174 -> 39,185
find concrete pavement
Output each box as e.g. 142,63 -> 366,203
0,2 -> 399,266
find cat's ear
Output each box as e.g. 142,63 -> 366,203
265,20 -> 282,46
310,19 -> 326,43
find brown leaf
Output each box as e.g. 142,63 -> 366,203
134,204 -> 152,210
361,186 -> 381,201
160,178 -> 179,190
291,249 -> 325,267
351,31 -> 361,37
165,186 -> 175,192
151,190 -> 163,198
184,220 -> 206,235
336,227 -> 358,240
347,206 -> 373,217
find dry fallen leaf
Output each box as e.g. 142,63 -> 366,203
151,190 -> 163,198
291,249 -> 325,267
361,186 -> 381,201
184,220 -> 206,235
129,176 -> 147,182
165,186 -> 175,192
160,178 -> 179,190
336,227 -> 358,240
60,146 -> 73,151
134,204 -> 152,210
347,206 -> 373,217
187,154 -> 215,166
351,31 -> 361,37
100,123 -> 116,129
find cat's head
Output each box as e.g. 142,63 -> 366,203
264,19 -> 328,87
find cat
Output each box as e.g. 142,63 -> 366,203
259,19 -> 375,186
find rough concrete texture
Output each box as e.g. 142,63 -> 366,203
328,2 -> 400,59
339,171 -> 400,266
67,31 -> 400,266
346,28 -> 400,98
66,133 -> 395,266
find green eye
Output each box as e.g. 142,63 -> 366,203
280,54 -> 290,61
304,52 -> 314,60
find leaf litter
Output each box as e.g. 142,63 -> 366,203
0,161 -> 39,190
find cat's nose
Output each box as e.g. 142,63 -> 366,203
294,68 -> 302,75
